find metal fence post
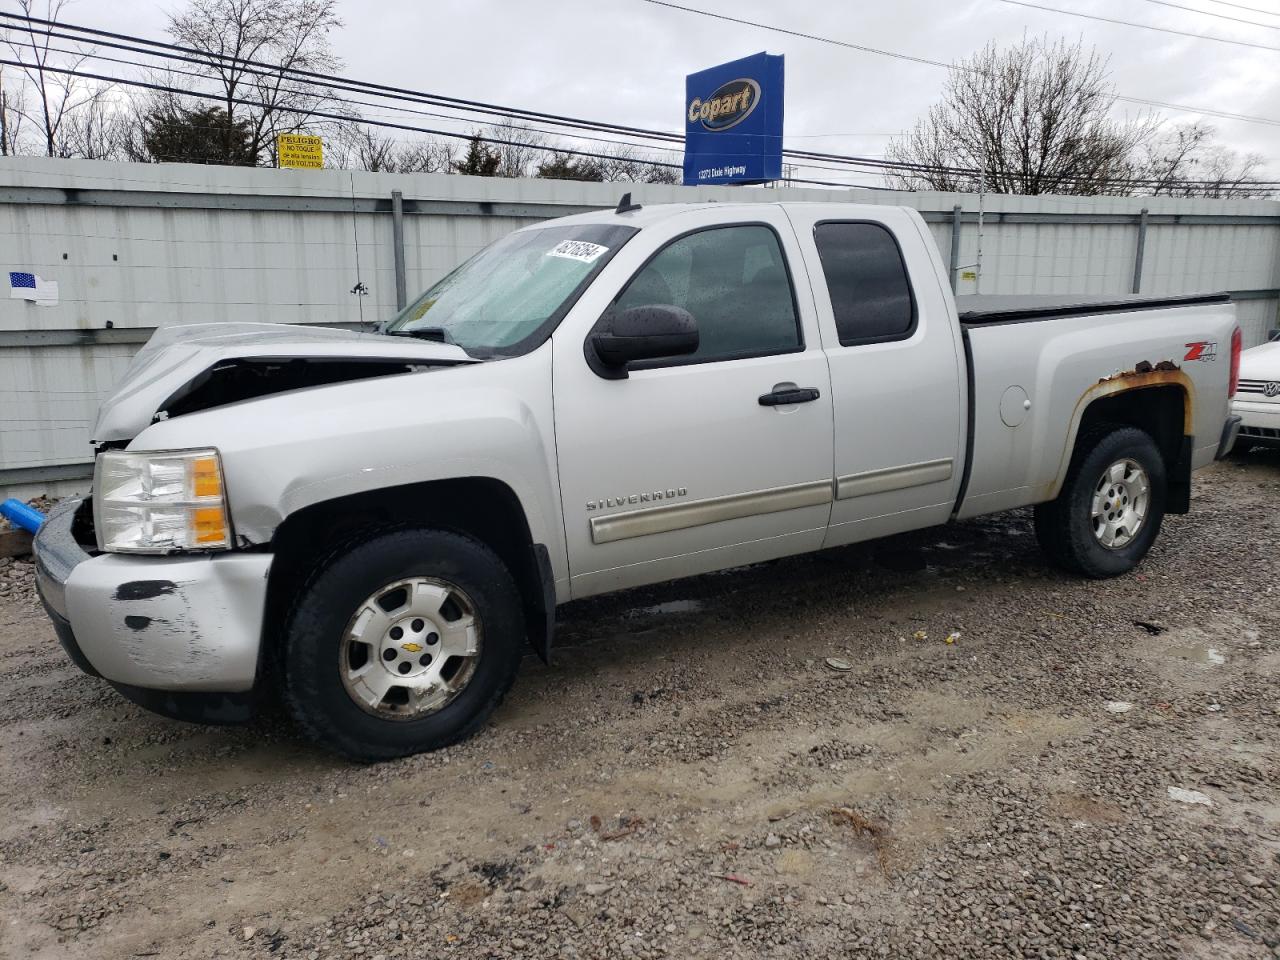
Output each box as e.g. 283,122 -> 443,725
391,189 -> 407,311
1132,207 -> 1149,295
949,204 -> 962,292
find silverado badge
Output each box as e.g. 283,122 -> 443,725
587,487 -> 688,511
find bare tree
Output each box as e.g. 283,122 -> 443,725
332,124 -> 457,173
487,120 -> 547,178
596,145 -> 679,184
109,87 -> 179,163
166,0 -> 344,165
1130,122 -> 1270,199
1191,146 -> 1270,199
0,65 -> 28,155
1,0 -> 108,157
886,37 -> 1157,196
336,125 -> 397,171
56,94 -> 128,159
394,138 -> 456,174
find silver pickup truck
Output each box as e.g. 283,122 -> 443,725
33,199 -> 1243,760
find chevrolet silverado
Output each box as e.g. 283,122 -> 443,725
33,199 -> 1243,760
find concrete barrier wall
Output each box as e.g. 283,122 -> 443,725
2,157 -> 1277,498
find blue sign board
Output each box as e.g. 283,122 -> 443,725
683,52 -> 784,186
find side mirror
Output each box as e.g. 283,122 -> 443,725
589,304 -> 699,378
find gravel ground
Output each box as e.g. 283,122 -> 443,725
1,453 -> 1278,960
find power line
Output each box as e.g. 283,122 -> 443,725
2,15 -> 897,184
1106,94 -> 1280,127
9,7 -> 1280,190
0,56 -> 685,170
0,11 -> 690,145
0,54 -> 903,190
639,0 -> 1280,127
0,33 -> 917,186
1200,0 -> 1280,15
1,15 -> 1274,193
1136,0 -> 1280,29
998,0 -> 1280,52
0,15 -> 1044,183
0,34 -> 695,159
642,0 -> 955,69
15,54 -> 1274,192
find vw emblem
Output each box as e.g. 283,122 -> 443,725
1266,381 -> 1280,398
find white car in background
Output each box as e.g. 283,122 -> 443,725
1233,329 -> 1280,451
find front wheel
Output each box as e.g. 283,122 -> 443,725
281,528 -> 525,761
1034,424 -> 1167,578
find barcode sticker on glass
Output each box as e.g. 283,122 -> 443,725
547,240 -> 608,264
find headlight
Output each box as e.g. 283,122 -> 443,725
93,448 -> 232,553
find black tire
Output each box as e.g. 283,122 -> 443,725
280,527 -> 524,762
1034,424 -> 1167,579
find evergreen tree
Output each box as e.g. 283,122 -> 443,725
142,105 -> 255,165
452,134 -> 501,176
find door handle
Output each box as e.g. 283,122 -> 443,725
758,386 -> 821,406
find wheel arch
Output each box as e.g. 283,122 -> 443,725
261,477 -> 556,673
1053,374 -> 1193,512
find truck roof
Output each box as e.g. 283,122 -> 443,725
534,200 -> 904,230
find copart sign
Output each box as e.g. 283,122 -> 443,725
682,52 -> 784,186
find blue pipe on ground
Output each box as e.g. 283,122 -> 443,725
0,498 -> 45,533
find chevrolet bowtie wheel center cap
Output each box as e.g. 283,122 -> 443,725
377,618 -> 439,679
339,577 -> 483,720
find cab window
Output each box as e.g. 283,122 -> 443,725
813,221 -> 916,346
612,224 -> 801,364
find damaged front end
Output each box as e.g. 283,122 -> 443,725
92,321 -> 475,442
33,496 -> 270,722
156,355 -> 452,422
31,322 -> 480,718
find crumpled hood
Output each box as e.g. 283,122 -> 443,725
93,322 -> 473,442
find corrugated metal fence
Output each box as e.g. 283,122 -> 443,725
2,158 -> 1278,497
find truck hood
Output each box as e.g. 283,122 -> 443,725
93,322 -> 474,442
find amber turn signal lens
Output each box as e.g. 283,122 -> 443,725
191,457 -> 222,498
192,507 -> 228,545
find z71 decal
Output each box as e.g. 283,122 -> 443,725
1183,341 -> 1218,362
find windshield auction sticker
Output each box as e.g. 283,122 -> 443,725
547,240 -> 609,264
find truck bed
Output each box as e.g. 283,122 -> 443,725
957,292 -> 1230,326
955,295 -> 1238,521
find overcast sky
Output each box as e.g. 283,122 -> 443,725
69,0 -> 1280,186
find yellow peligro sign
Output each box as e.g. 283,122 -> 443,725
277,133 -> 323,169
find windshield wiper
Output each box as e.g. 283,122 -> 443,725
384,326 -> 452,344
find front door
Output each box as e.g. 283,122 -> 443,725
553,208 -> 834,598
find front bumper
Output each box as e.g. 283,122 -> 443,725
1231,398 -> 1280,449
34,498 -> 272,694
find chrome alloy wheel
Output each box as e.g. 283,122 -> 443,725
339,577 -> 482,719
1091,458 -> 1150,549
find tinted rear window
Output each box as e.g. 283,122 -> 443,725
813,222 -> 916,346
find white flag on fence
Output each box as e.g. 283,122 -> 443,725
9,271 -> 59,306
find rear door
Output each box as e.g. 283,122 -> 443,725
783,207 -> 967,546
552,207 -> 834,598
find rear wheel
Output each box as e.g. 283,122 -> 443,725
281,528 -> 524,761
1034,425 -> 1167,578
